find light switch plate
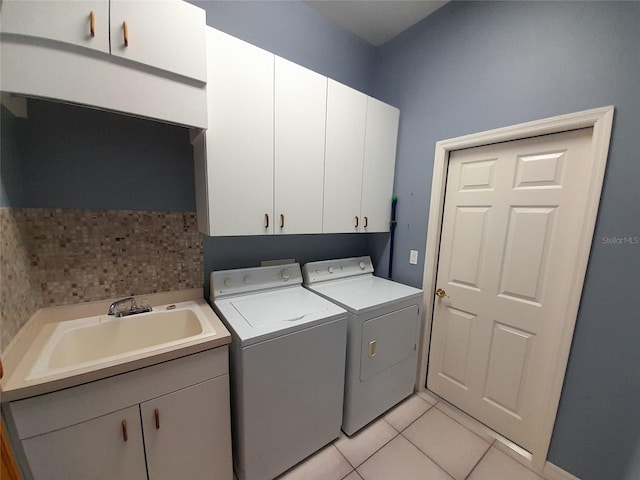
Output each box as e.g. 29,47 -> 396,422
409,250 -> 419,265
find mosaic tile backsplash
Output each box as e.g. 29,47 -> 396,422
0,208 -> 203,350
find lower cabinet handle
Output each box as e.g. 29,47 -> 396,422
280,214 -> 285,229
265,213 -> 269,229
364,216 -> 368,228
123,21 -> 129,47
154,409 -> 160,430
355,216 -> 359,228
122,420 -> 128,442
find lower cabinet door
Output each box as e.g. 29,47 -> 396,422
22,406 -> 146,480
141,376 -> 233,480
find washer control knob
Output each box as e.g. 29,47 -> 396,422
243,275 -> 252,284
223,278 -> 232,287
280,269 -> 290,280
359,261 -> 366,270
328,266 -> 334,274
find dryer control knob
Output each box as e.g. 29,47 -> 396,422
243,275 -> 252,284
328,266 -> 334,274
280,269 -> 290,280
223,278 -> 232,287
359,261 -> 366,270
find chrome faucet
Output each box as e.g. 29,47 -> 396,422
108,296 -> 153,317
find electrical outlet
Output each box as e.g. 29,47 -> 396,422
409,250 -> 419,265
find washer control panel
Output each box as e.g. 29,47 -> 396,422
211,263 -> 302,298
302,256 -> 374,285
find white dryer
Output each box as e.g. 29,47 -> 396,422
211,263 -> 347,480
303,256 -> 423,435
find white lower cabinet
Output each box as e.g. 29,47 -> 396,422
7,348 -> 232,480
142,377 -> 231,480
23,406 -> 147,480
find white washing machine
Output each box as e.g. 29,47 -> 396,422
211,263 -> 347,480
303,256 -> 423,435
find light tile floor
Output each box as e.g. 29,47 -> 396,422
276,391 -> 547,480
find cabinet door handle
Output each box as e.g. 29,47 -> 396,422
123,21 -> 129,47
154,409 -> 160,430
265,213 -> 269,229
355,216 -> 359,228
364,216 -> 368,228
122,420 -> 128,442
89,11 -> 96,38
280,214 -> 285,229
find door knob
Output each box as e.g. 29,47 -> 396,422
435,288 -> 449,298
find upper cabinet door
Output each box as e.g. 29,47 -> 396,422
0,0 -> 110,54
323,80 -> 368,233
109,0 -> 207,82
204,28 -> 274,236
274,57 -> 327,235
361,97 -> 400,232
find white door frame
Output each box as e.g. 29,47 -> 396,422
417,106 -> 614,471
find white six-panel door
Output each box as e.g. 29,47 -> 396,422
428,128 -> 594,451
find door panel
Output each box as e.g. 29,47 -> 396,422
448,206 -> 490,290
498,207 -> 557,304
428,128 -> 595,451
439,307 -> 474,389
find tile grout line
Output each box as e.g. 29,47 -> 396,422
337,418 -> 401,472
399,427 -> 456,480
463,440 -> 495,480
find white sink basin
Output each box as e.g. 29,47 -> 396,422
27,301 -> 216,380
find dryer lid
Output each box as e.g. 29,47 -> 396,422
306,275 -> 422,314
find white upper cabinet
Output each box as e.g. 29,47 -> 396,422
361,97 -> 400,232
0,0 -> 110,54
323,80 -> 368,233
109,0 -> 207,82
199,28 -> 274,236
274,57 -> 328,235
0,0 -> 207,127
323,83 -> 399,234
194,30 -> 399,236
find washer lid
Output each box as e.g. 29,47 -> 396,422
214,286 -> 346,346
306,275 -> 423,314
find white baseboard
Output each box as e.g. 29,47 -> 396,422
544,462 -> 581,480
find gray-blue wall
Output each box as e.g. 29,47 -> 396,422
373,2 -> 640,479
1,106 -> 26,207
15,99 -> 196,211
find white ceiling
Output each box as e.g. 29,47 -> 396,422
305,1 -> 448,46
